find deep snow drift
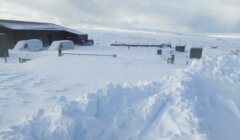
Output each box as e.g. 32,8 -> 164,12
1,53 -> 240,140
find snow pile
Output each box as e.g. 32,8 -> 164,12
1,54 -> 240,140
187,54 -> 240,83
48,40 -> 74,51
0,83 -> 203,140
13,39 -> 43,51
181,54 -> 240,140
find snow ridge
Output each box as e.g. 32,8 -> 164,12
1,54 -> 240,140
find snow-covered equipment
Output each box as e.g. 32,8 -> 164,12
167,55 -> 175,64
19,57 -> 32,63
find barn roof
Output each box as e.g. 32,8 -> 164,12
0,19 -> 64,30
0,19 -> 85,35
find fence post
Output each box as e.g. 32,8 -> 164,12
58,46 -> 62,57
171,55 -> 175,64
4,49 -> 7,63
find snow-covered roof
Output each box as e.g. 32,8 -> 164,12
0,20 -> 65,31
0,20 -> 64,30
0,20 -> 85,35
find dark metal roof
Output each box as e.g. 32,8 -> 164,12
0,19 -> 85,35
0,19 -> 64,30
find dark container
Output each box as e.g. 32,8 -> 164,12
190,48 -> 203,59
175,46 -> 185,52
157,49 -> 162,55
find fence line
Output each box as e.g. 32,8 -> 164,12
60,51 -> 117,58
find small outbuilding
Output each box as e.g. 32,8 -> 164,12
0,19 -> 93,49
190,48 -> 203,59
175,45 -> 186,52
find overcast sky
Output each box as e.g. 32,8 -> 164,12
0,0 -> 240,32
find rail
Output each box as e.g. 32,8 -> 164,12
62,52 -> 117,58
110,43 -> 171,48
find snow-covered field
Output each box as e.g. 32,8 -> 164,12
0,29 -> 240,140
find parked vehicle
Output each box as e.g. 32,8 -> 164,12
48,40 -> 75,51
14,39 -> 43,51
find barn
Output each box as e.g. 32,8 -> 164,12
0,19 -> 93,49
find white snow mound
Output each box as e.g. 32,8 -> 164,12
13,39 -> 43,51
1,54 -> 240,140
48,40 -> 74,51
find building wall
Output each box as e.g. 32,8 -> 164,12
0,26 -> 90,49
13,30 -> 66,47
0,27 -> 15,49
64,32 -> 88,45
0,34 -> 9,57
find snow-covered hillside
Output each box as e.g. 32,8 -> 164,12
0,29 -> 240,140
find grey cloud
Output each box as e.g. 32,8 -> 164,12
1,0 -> 240,32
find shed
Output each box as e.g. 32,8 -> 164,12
190,48 -> 203,59
175,45 -> 186,52
0,33 -> 9,57
0,19 -> 93,49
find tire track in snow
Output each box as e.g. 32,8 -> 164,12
138,96 -> 171,140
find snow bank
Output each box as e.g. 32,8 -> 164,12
0,83 -> 203,140
13,39 -> 43,51
48,40 -> 74,51
1,54 -> 240,140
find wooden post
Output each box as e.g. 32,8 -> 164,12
4,49 -> 7,63
171,55 -> 175,64
58,46 -> 62,57
58,49 -> 62,56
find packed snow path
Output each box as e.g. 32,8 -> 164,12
1,54 -> 240,140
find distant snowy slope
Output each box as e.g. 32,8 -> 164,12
1,53 -> 240,140
83,29 -> 240,48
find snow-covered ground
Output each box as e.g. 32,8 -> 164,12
0,29 -> 240,140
